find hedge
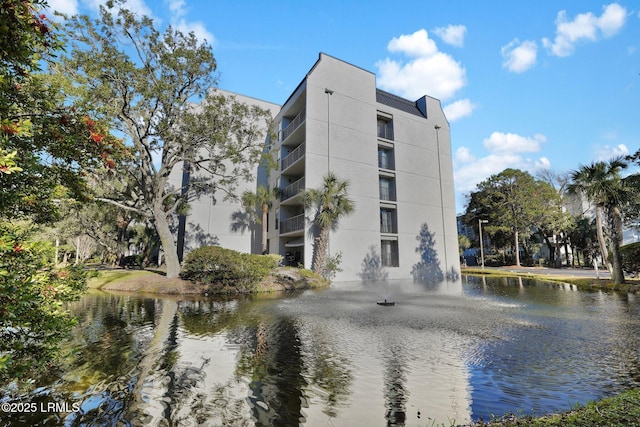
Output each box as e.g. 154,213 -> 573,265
180,246 -> 281,291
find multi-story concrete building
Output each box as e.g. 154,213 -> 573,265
261,53 -> 458,281
173,90 -> 280,257
176,53 -> 459,282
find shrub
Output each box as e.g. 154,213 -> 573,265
621,242 -> 640,276
180,246 -> 279,291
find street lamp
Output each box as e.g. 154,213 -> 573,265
324,88 -> 333,173
479,219 -> 488,269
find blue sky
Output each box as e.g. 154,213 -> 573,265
48,0 -> 639,213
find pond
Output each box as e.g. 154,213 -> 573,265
2,276 -> 640,426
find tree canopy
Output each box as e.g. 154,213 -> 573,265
60,1 -> 273,278
0,0 -> 118,386
464,168 -> 562,266
301,173 -> 355,278
569,158 -> 632,284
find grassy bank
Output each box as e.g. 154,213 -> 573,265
462,267 -> 640,293
469,388 -> 640,426
87,266 -> 328,295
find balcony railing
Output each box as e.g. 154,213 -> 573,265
281,142 -> 305,170
282,108 -> 306,141
280,214 -> 305,234
281,177 -> 305,201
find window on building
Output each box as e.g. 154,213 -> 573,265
275,208 -> 279,230
377,117 -> 393,140
380,208 -> 397,234
381,240 -> 399,267
378,147 -> 394,170
379,177 -> 396,201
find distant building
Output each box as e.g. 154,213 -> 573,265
172,90 -> 280,257
174,53 -> 459,281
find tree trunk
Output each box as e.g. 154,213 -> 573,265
595,207 -> 611,272
563,236 -> 570,267
154,205 -> 181,279
313,226 -> 330,277
514,228 -> 521,266
540,231 -> 555,265
607,204 -> 625,284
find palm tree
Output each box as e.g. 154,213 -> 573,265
569,158 -> 630,284
242,185 -> 279,254
301,173 -> 355,278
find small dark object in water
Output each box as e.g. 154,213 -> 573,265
377,299 -> 395,306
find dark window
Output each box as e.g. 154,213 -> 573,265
378,147 -> 394,170
379,177 -> 396,201
381,240 -> 399,267
380,208 -> 397,234
377,117 -> 394,140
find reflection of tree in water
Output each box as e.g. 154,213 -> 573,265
174,381 -> 253,427
301,327 -> 353,418
179,298 -> 246,336
359,244 -> 388,282
411,223 -> 444,286
234,317 -> 307,426
383,342 -> 408,426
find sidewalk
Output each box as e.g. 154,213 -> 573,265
482,265 -> 611,279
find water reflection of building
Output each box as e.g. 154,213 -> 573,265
173,53 -> 459,281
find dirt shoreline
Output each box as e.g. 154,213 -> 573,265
87,267 -> 329,295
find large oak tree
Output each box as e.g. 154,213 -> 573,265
464,168 -> 562,267
60,1 -> 273,278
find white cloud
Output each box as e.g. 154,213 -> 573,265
387,29 -> 438,57
433,25 -> 467,47
46,0 -> 79,16
501,39 -> 537,73
174,19 -> 215,45
454,146 -> 476,163
598,3 -> 627,36
596,143 -> 629,160
443,98 -> 476,122
535,157 -> 552,169
376,29 -> 467,101
162,0 -> 214,45
166,0 -> 187,17
454,152 -> 547,195
454,131 -> 550,208
80,0 -> 153,17
453,142 -> 552,210
482,132 -> 547,153
542,3 -> 627,57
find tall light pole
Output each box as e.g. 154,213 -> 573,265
479,219 -> 488,269
435,124 -> 448,272
324,88 -> 333,173
324,88 -> 333,257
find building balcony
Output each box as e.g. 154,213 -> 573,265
280,213 -> 305,235
280,177 -> 305,203
282,108 -> 306,143
281,142 -> 305,173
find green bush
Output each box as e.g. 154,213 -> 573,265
180,246 -> 279,291
621,242 -> 640,276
